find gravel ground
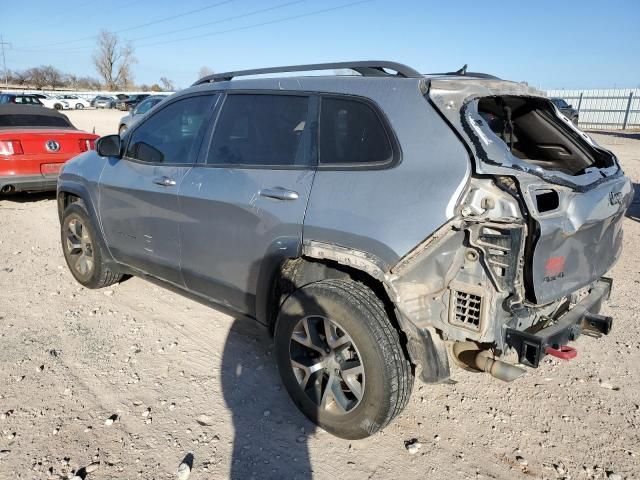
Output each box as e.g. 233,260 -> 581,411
0,110 -> 638,479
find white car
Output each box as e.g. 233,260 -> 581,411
55,95 -> 91,109
40,96 -> 69,110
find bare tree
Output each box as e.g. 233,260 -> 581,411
159,76 -> 175,91
93,30 -> 136,90
9,69 -> 29,85
76,76 -> 102,90
198,66 -> 214,79
25,67 -> 48,89
41,65 -> 63,89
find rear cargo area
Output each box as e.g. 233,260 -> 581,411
477,95 -> 616,175
428,78 -> 633,306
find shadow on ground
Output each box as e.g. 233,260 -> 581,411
0,191 -> 56,203
221,319 -> 315,480
587,130 -> 640,141
627,182 -> 640,223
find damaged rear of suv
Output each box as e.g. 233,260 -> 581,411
423,75 -> 631,373
57,61 -> 633,440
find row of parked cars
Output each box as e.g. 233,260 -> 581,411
0,92 -> 163,112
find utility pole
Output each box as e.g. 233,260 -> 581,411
0,34 -> 9,90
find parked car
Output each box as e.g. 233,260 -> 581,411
551,97 -> 579,125
93,96 -> 117,109
115,94 -> 150,111
55,95 -> 91,109
0,104 -> 98,194
57,61 -> 632,440
40,96 -> 70,110
118,95 -> 166,135
0,93 -> 44,106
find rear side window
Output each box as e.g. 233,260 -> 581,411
207,94 -> 310,167
125,95 -> 215,164
319,97 -> 393,165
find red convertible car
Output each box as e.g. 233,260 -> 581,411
0,105 -> 99,194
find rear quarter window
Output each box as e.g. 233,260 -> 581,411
319,96 -> 394,166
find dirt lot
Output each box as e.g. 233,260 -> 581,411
0,110 -> 639,479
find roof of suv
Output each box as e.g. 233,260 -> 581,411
186,60 -> 539,99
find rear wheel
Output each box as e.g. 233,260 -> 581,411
274,279 -> 413,439
54,103 -> 63,110
61,202 -> 122,289
75,103 -> 84,109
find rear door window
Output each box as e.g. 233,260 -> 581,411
125,95 -> 215,164
207,94 -> 311,167
319,97 -> 393,166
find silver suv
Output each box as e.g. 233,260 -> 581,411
57,61 -> 633,439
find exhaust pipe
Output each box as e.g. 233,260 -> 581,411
451,341 -> 525,382
1,185 -> 15,195
473,350 -> 525,382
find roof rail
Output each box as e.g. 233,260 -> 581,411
192,61 -> 423,85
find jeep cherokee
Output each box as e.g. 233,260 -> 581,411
57,61 -> 633,440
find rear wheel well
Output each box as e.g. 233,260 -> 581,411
269,257 -> 413,367
57,191 -> 83,216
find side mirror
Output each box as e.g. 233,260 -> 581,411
96,134 -> 122,157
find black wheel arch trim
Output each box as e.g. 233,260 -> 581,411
57,181 -> 117,266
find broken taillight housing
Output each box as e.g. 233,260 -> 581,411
78,139 -> 96,152
0,140 -> 24,155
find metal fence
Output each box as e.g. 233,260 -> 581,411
546,88 -> 640,130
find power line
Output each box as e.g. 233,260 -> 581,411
117,0 -> 237,34
14,0 -> 238,50
129,0 -> 306,43
135,0 -> 372,49
11,0 -> 370,55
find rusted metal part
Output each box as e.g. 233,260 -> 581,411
302,240 -> 389,283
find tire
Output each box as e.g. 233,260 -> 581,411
572,116 -> 579,126
54,103 -> 63,110
274,279 -> 413,439
75,103 -> 84,109
61,201 -> 122,289
119,125 -> 128,136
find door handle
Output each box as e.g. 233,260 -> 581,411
259,187 -> 299,201
153,176 -> 177,187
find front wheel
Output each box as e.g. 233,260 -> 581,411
61,202 -> 122,289
119,125 -> 127,136
274,279 -> 414,439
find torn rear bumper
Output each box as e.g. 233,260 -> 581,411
505,278 -> 612,367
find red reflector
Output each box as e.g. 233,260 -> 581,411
545,345 -> 577,360
0,140 -> 23,155
78,139 -> 96,152
41,163 -> 63,175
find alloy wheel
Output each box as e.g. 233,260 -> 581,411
289,315 -> 365,415
65,218 -> 94,278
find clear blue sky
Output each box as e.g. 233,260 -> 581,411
2,0 -> 639,89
